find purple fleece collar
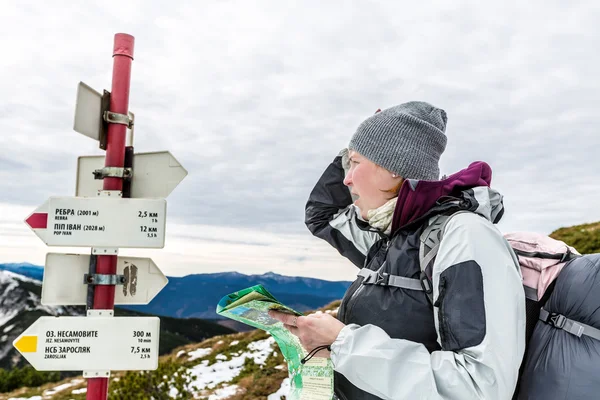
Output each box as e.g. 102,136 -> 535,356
391,161 -> 493,231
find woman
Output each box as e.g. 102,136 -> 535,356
270,102 -> 526,400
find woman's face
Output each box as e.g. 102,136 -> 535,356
343,150 -> 401,219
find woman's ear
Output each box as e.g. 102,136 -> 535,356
383,176 -> 404,197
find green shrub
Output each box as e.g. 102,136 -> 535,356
108,360 -> 193,400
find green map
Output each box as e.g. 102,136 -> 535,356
216,284 -> 334,400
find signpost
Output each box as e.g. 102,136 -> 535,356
14,33 -> 187,400
13,313 -> 160,371
41,253 -> 168,306
25,197 -> 167,248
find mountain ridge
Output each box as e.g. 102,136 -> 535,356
0,263 -> 352,320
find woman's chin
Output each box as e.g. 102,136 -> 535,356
353,202 -> 369,220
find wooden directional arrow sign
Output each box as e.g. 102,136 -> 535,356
76,151 -> 188,198
13,315 -> 159,371
41,253 -> 168,306
24,197 -> 166,248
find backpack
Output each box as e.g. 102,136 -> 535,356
515,253 -> 600,399
356,210 -> 600,398
355,210 -> 600,398
419,211 -> 600,400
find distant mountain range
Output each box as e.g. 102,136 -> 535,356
0,263 -> 351,321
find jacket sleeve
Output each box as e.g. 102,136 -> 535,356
305,152 -> 381,268
330,212 -> 526,399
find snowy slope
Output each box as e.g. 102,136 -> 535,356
0,271 -> 82,368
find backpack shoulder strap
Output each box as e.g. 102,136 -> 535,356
419,210 -> 473,305
356,210 -> 475,305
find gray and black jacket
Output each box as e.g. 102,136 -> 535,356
305,156 -> 526,400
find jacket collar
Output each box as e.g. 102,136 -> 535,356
391,161 -> 504,233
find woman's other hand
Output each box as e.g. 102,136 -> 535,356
268,310 -> 345,358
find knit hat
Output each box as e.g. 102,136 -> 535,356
348,101 -> 448,181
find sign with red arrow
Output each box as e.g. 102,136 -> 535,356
25,197 -> 166,248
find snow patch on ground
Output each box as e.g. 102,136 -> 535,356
43,379 -> 84,396
247,338 -> 274,365
187,347 -> 213,361
208,384 -> 240,400
189,337 -> 275,393
268,377 -> 290,400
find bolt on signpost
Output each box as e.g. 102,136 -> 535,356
15,34 -> 188,400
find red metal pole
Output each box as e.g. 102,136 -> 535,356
86,33 -> 134,400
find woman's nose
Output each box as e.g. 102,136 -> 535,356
343,171 -> 352,187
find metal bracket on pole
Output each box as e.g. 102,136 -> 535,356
85,248 -> 119,309
104,110 -> 134,128
92,166 -> 133,180
84,273 -> 126,286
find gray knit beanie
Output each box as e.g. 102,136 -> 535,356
348,101 -> 448,181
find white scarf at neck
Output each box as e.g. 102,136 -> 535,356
366,197 -> 398,235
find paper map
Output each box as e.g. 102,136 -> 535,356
216,285 -> 334,400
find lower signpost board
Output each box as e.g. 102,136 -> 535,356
13,316 -> 160,371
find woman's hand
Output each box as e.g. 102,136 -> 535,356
268,310 -> 345,358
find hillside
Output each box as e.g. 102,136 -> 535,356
550,221 -> 600,254
0,301 -> 341,400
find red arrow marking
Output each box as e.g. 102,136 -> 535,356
26,213 -> 48,229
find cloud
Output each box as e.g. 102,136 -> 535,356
1,1 -> 599,277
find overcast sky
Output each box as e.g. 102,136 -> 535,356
1,1 -> 599,281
